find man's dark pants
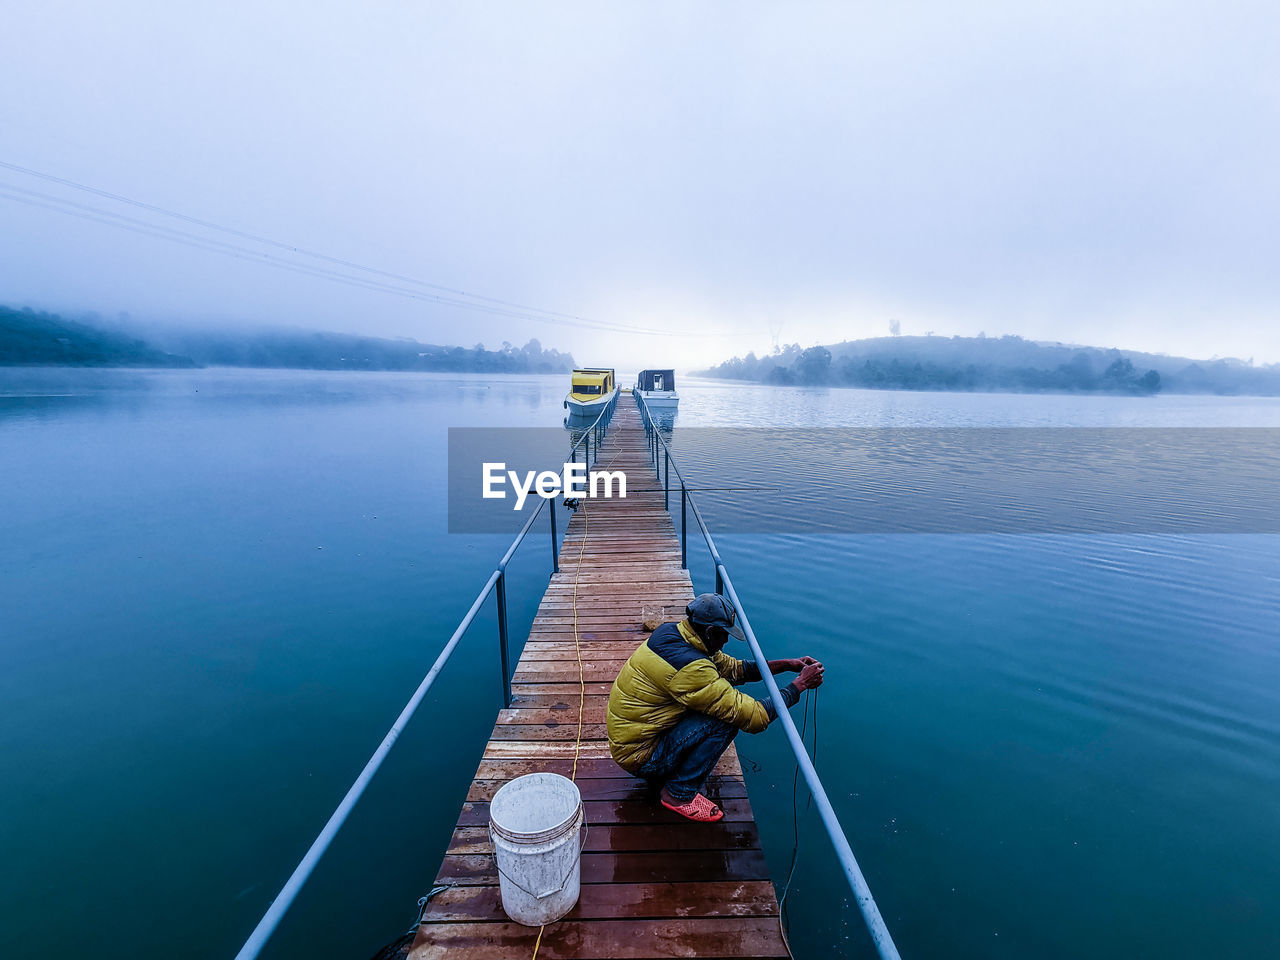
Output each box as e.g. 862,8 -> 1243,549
635,711 -> 738,802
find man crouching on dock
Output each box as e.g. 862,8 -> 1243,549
606,593 -> 825,822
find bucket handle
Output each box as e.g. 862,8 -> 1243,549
488,816 -> 589,901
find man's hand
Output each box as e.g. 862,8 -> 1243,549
770,656 -> 820,674
795,660 -> 825,691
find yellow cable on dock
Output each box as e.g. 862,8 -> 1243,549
532,426 -> 616,960
571,429 -> 623,782
571,495 -> 588,782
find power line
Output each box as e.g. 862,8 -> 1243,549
0,186 -> 616,330
0,158 -> 637,329
0,183 -> 653,332
0,158 -> 695,338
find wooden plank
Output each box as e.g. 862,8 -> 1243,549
465,776 -> 749,803
525,624 -> 652,633
510,664 -> 627,682
481,741 -> 618,760
456,797 -> 757,828
503,695 -> 611,712
419,881 -> 780,922
555,554 -> 683,564
516,652 -> 636,662
473,757 -> 742,783
514,649 -> 635,658
530,600 -> 668,609
512,649 -> 634,659
548,572 -> 691,584
539,589 -> 694,598
496,711 -> 608,727
510,660 -> 628,675
410,918 -> 788,959
510,682 -> 616,697
434,848 -> 773,886
495,705 -> 615,716
526,611 -> 671,620
488,723 -> 610,741
447,820 -> 762,855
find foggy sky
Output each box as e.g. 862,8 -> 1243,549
2,1 -> 1277,369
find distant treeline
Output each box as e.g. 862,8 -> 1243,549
156,329 -> 575,373
703,335 -> 1280,396
0,305 -> 576,373
0,305 -> 196,367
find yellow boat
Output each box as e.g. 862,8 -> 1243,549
563,367 -> 618,421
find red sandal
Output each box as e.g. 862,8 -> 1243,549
660,790 -> 724,822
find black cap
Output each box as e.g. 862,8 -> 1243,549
685,593 -> 746,641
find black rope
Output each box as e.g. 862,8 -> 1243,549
405,884 -> 452,936
808,687 -> 819,812
778,686 -> 819,954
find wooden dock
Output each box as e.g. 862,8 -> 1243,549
408,401 -> 789,960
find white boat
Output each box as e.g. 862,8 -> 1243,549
564,367 -> 618,421
636,368 -> 679,409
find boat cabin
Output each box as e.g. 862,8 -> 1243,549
637,369 -> 675,393
568,367 -> 615,400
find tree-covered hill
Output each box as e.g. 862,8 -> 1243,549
0,306 -> 196,367
0,305 -> 576,373
701,334 -> 1280,396
152,328 -> 574,373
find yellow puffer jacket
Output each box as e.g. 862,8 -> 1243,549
606,619 -> 772,772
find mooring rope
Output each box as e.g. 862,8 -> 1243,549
776,686 -> 819,957
570,489 -> 590,782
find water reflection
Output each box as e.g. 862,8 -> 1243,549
650,408 -> 677,434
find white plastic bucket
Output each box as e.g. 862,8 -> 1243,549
488,773 -> 587,925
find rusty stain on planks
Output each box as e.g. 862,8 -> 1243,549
408,403 -> 788,960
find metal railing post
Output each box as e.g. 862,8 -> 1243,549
549,498 -> 559,574
496,571 -> 511,708
664,448 -> 669,511
681,485 -> 687,569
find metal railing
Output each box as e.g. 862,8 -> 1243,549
634,391 -> 902,960
233,389 -> 618,960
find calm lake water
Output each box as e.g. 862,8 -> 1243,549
2,368 -> 1278,959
